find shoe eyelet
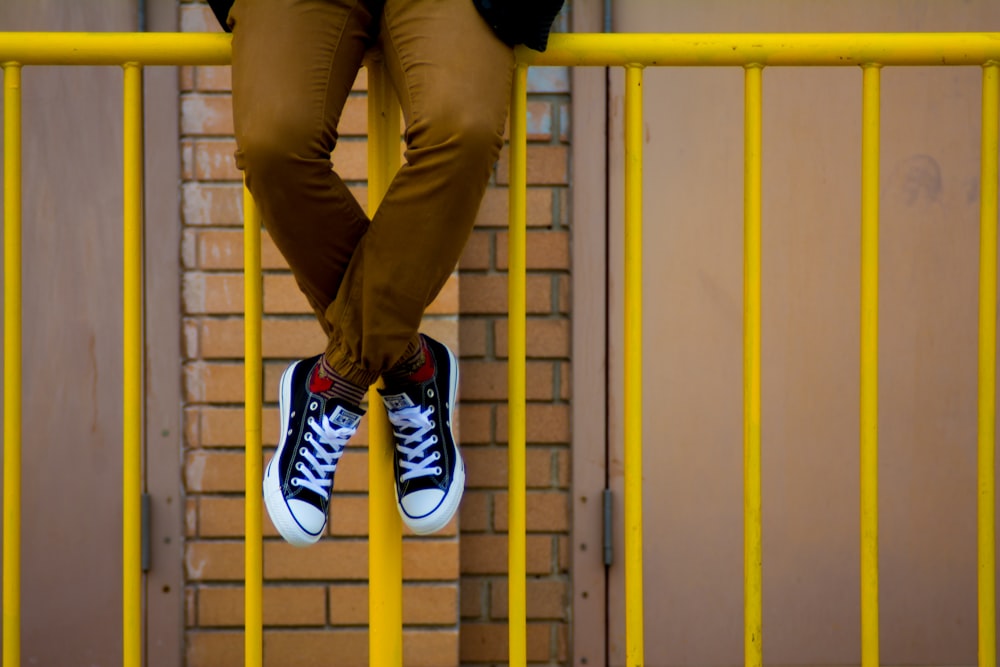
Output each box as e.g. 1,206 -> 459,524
427,388 -> 435,398
431,451 -> 441,461
291,478 -> 300,486
429,435 -> 438,445
299,448 -> 308,455
288,429 -> 293,435
309,401 -> 318,411
433,467 -> 442,475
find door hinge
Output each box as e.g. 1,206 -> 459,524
141,493 -> 151,572
603,488 -> 614,567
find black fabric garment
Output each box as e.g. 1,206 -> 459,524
207,0 -> 234,32
471,0 -> 565,52
205,0 -> 565,52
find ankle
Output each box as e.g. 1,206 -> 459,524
309,356 -> 366,407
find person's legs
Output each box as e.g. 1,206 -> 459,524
229,0 -> 379,546
230,0 -> 376,333
322,0 -> 515,386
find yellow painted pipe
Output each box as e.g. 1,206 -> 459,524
367,58 -> 403,667
860,63 -> 881,667
624,64 -> 646,667
2,32 -> 1000,68
978,62 -> 999,667
743,63 -> 764,667
121,62 -> 143,667
527,32 -> 1000,68
508,62 -> 529,667
3,62 -> 22,667
243,183 -> 263,667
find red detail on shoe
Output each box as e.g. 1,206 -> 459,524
309,364 -> 334,394
408,339 -> 435,384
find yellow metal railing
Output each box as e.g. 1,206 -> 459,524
2,30 -> 1000,667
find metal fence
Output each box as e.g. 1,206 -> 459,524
2,30 -> 1000,667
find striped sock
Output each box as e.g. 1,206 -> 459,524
308,355 -> 366,407
383,337 -> 433,389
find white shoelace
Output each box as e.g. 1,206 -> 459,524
388,405 -> 443,482
291,414 -> 352,499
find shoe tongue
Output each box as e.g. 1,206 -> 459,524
382,392 -> 416,411
328,403 -> 363,428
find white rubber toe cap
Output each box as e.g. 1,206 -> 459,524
400,489 -> 444,519
286,499 -> 326,537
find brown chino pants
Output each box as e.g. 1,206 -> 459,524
229,0 -> 514,387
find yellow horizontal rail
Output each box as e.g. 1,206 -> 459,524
2,32 -> 1000,67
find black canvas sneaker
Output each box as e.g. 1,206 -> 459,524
263,355 -> 364,547
380,334 -> 465,535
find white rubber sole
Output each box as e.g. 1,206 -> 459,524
263,360 -> 324,547
398,341 -> 465,536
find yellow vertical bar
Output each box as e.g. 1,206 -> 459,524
367,57 -> 403,667
243,183 -> 263,667
860,63 -> 881,667
508,62 -> 528,667
122,62 -> 143,667
978,61 -> 999,667
743,63 -> 763,667
3,62 -> 22,667
624,64 -> 645,667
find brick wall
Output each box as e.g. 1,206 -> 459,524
179,2 -> 573,665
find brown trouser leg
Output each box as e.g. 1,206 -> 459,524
230,0 -> 514,388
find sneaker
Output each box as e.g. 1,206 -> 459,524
263,355 -> 364,547
380,334 -> 465,535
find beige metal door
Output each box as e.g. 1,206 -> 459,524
606,2 -> 1000,665
0,2 -> 183,665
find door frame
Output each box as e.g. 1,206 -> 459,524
143,0 -> 184,663
570,1 -> 611,665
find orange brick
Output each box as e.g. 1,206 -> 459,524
351,68 -> 367,91
459,622 -> 550,663
182,183 -> 244,226
263,319 -> 327,359
338,95 -> 369,137
184,273 -> 244,314
186,541 -> 244,581
455,403 -> 492,444
402,540 -> 460,580
403,584 -> 459,625
182,139 -> 194,179
403,629 -> 459,667
493,491 -> 569,532
525,100 -> 554,142
559,361 -> 571,400
193,139 -> 241,180
194,407 -> 244,447
463,447 -> 555,489
196,229 -> 243,269
459,535 -> 552,575
182,94 -> 234,135
263,274 -> 313,314
184,361 -> 244,403
265,630 -> 368,667
198,496 -> 244,537
180,65 -> 195,92
558,535 -> 571,572
490,579 -> 568,620
557,273 -> 570,313
198,585 -> 327,626
187,631 -> 242,667
424,273 -> 459,315
261,233 -> 290,270
195,65 -> 232,92
186,498 -> 198,537
185,450 -> 245,492
458,490 -> 490,532
330,139 -> 368,181
458,274 -> 553,314
496,145 -> 568,186
494,318 -> 570,358
495,230 -> 570,270
460,360 -> 554,401
264,540 -> 368,580
329,583 -> 368,625
474,187 -> 552,228
556,448 -> 570,488
458,318 -> 488,358
497,404 -> 570,443
460,577 -> 486,619
327,494 -> 369,537
459,230 -> 492,271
